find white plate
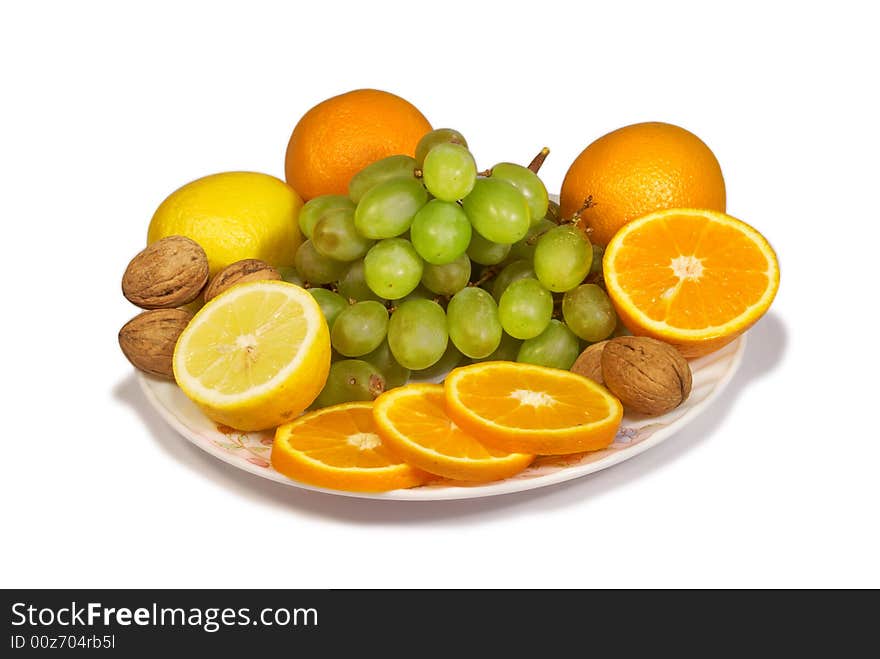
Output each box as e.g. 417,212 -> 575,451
138,335 -> 745,501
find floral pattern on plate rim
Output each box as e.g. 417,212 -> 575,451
139,334 -> 745,499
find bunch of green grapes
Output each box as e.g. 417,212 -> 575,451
287,128 -> 620,408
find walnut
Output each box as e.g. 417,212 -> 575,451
203,259 -> 281,302
601,336 -> 692,416
122,236 -> 208,309
570,341 -> 609,385
118,308 -> 193,378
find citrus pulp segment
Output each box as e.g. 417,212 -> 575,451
602,208 -> 779,358
444,362 -> 623,455
172,280 -> 330,431
373,384 -> 534,482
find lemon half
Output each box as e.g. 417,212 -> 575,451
173,281 -> 330,431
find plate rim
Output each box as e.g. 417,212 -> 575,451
136,335 -> 746,502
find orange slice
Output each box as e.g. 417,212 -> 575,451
444,362 -> 623,455
603,208 -> 779,358
373,383 -> 534,482
272,402 -> 430,492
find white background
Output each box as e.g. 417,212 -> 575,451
1,1 -> 877,588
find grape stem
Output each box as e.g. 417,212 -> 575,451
551,196 -> 595,233
527,147 -> 550,173
526,196 -> 597,245
477,147 -> 549,178
470,265 -> 502,288
569,197 -> 595,228
526,229 -> 550,245
413,168 -> 423,179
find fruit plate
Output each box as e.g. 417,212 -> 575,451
137,334 -> 745,501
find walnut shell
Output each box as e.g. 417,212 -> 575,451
118,308 -> 193,378
571,341 -> 609,385
122,236 -> 209,309
203,259 -> 281,302
601,336 -> 692,416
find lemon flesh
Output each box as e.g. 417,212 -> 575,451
173,281 -> 330,431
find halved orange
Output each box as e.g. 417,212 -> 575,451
272,402 -> 430,492
603,208 -> 779,358
444,362 -> 623,455
373,384 -> 534,482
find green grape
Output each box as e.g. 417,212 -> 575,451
516,319 -> 580,370
362,339 -> 410,389
387,299 -> 448,370
354,177 -> 428,239
294,240 -> 346,284
309,288 -> 348,329
589,244 -> 605,277
422,143 -> 477,202
490,259 -> 537,301
421,254 -> 471,295
461,178 -> 530,244
467,230 -> 511,265
415,128 -> 468,168
446,287 -> 502,359
299,195 -> 355,239
498,278 -> 553,340
311,359 -> 385,409
330,300 -> 389,357
490,162 -> 549,225
533,225 -> 591,292
474,331 -> 522,362
348,155 -> 417,203
507,218 -> 555,264
312,206 -> 373,262
363,238 -> 423,300
410,199 -> 472,264
562,284 -> 617,342
277,266 -> 304,286
410,342 -> 465,381
338,260 -> 384,302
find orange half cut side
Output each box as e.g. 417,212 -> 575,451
603,208 -> 779,357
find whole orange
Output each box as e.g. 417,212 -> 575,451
284,89 -> 432,201
560,122 -> 726,246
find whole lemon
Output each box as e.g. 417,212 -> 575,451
147,172 -> 303,274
